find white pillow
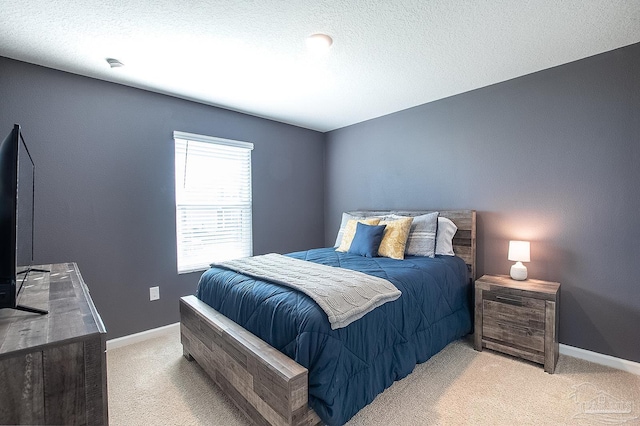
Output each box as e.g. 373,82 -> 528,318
334,213 -> 364,247
334,212 -> 386,247
436,217 -> 457,256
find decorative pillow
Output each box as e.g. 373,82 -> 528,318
378,216 -> 414,260
392,212 -> 439,257
436,217 -> 457,256
347,222 -> 387,258
334,213 -> 368,247
336,218 -> 381,252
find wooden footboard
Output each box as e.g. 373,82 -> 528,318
179,295 -> 322,426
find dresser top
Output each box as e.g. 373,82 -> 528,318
0,262 -> 106,357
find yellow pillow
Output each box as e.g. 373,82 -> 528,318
336,218 -> 381,252
378,217 -> 414,260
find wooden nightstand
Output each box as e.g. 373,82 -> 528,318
474,274 -> 560,373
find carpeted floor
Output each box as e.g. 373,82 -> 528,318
107,327 -> 640,425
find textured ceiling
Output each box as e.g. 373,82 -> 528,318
1,1 -> 639,132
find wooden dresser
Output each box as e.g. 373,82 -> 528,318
474,274 -> 560,373
0,263 -> 108,425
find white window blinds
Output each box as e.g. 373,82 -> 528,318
173,131 -> 254,274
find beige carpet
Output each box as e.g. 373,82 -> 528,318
107,327 -> 640,425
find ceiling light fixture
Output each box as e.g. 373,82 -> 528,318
106,58 -> 124,68
306,33 -> 333,53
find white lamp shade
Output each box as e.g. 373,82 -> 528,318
508,241 -> 530,262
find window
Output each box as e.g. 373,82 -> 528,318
173,131 -> 253,273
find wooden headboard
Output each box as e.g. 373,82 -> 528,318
347,210 -> 477,281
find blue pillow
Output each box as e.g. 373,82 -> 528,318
348,222 -> 387,257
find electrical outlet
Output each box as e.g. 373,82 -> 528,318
149,286 -> 160,301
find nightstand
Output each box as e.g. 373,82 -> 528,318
474,274 -> 560,373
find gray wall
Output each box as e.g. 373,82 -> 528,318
325,43 -> 640,363
0,57 -> 325,339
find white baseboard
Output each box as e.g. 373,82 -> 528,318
106,322 -> 180,351
560,344 -> 640,376
106,323 -> 639,376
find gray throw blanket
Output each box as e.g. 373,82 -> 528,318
211,253 -> 401,329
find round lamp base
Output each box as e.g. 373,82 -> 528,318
510,262 -> 528,280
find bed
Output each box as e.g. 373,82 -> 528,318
180,210 -> 476,426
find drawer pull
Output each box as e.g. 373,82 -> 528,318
495,295 -> 522,305
498,322 -> 533,335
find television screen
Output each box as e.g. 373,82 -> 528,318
0,126 -> 18,307
16,130 -> 35,282
0,125 -> 46,314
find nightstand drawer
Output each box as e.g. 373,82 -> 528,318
483,292 -> 546,322
482,297 -> 545,352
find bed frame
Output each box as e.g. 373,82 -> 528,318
180,210 -> 476,426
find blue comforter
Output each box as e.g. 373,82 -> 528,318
196,248 -> 472,426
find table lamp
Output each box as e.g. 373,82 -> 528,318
508,240 -> 530,280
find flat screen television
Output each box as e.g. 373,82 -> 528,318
0,124 -> 47,314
